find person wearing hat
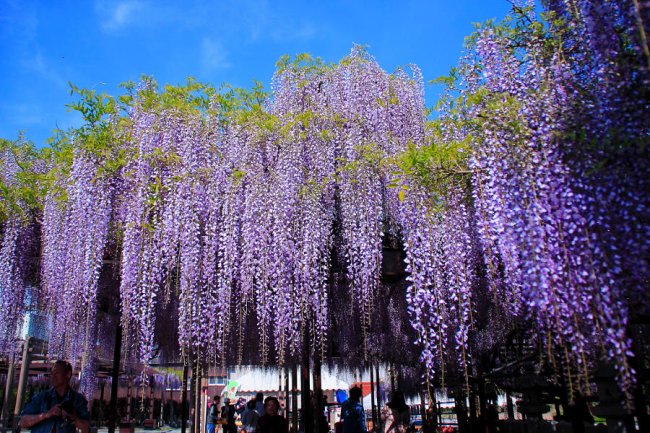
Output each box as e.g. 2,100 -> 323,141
221,397 -> 237,433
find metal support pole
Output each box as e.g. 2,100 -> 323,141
99,382 -> 105,427
291,363 -> 298,431
149,375 -> 154,422
506,390 -> 514,420
300,331 -> 311,433
168,388 -> 174,426
284,364 -> 290,419
189,366 -> 195,433
181,362 -> 188,433
1,352 -> 16,427
192,365 -> 201,433
370,364 -> 376,428
126,376 -> 132,421
108,322 -> 122,433
12,337 -> 31,425
313,354 -> 322,433
160,377 -> 165,426
375,363 -> 381,415
420,391 -> 427,431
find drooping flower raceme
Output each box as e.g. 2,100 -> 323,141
41,150 -> 113,362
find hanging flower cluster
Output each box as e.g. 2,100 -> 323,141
118,105 -> 208,364
398,185 -> 479,388
0,143 -> 38,356
41,149 -> 113,362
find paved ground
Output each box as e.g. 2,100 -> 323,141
95,427 -> 181,433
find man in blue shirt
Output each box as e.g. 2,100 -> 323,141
341,386 -> 366,433
19,360 -> 89,433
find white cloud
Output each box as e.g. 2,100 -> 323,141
95,0 -> 205,32
94,0 -> 318,42
201,37 -> 231,73
233,0 -> 319,42
97,0 -> 145,31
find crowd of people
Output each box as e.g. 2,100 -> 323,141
206,387 -> 414,433
17,360 -> 414,433
207,392 -> 289,433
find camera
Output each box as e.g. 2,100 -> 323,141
60,400 -> 75,415
59,400 -> 76,424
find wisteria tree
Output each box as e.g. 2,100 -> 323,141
0,0 -> 648,410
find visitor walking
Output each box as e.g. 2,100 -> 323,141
222,398 -> 237,433
257,396 -> 288,433
19,360 -> 90,433
254,392 -> 265,417
385,391 -> 410,433
380,403 -> 394,433
241,399 -> 260,432
341,386 -> 367,433
207,395 -> 221,433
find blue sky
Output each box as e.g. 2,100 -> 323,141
0,0 -> 513,147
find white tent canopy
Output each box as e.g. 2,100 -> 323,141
230,366 -> 354,393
